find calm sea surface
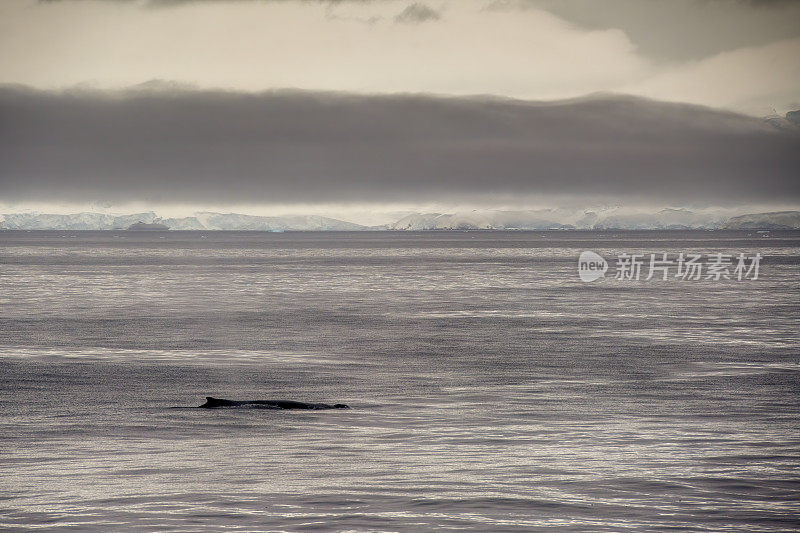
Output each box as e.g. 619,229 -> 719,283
1,230 -> 799,532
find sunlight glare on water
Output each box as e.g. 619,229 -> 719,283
1,230 -> 799,531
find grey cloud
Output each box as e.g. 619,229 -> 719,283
520,0 -> 800,61
0,85 -> 798,206
37,0 -> 800,62
737,0 -> 800,5
38,0 -> 800,3
39,0 -> 357,4
394,3 -> 440,24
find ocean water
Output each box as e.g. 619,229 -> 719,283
1,230 -> 799,532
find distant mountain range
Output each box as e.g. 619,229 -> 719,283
162,212 -> 367,231
722,211 -> 800,230
0,211 -> 368,231
389,209 -> 800,230
1,209 -> 799,231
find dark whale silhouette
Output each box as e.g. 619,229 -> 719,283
199,397 -> 349,410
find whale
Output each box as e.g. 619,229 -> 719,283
199,397 -> 349,410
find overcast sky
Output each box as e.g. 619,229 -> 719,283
0,0 -> 799,215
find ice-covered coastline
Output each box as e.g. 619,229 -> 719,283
1,208 -> 799,231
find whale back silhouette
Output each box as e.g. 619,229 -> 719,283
199,397 -> 349,410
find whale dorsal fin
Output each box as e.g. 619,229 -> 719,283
200,396 -> 224,407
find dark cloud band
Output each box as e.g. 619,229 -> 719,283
1,86 -> 798,205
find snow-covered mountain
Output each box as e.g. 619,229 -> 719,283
723,211 -> 800,229
0,211 -> 368,231
590,208 -> 726,230
391,210 -> 571,230
0,212 -> 159,230
2,209 -> 798,231
187,212 -> 367,231
390,208 -> 725,230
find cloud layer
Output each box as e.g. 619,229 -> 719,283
1,86 -> 798,207
3,0 -> 798,114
